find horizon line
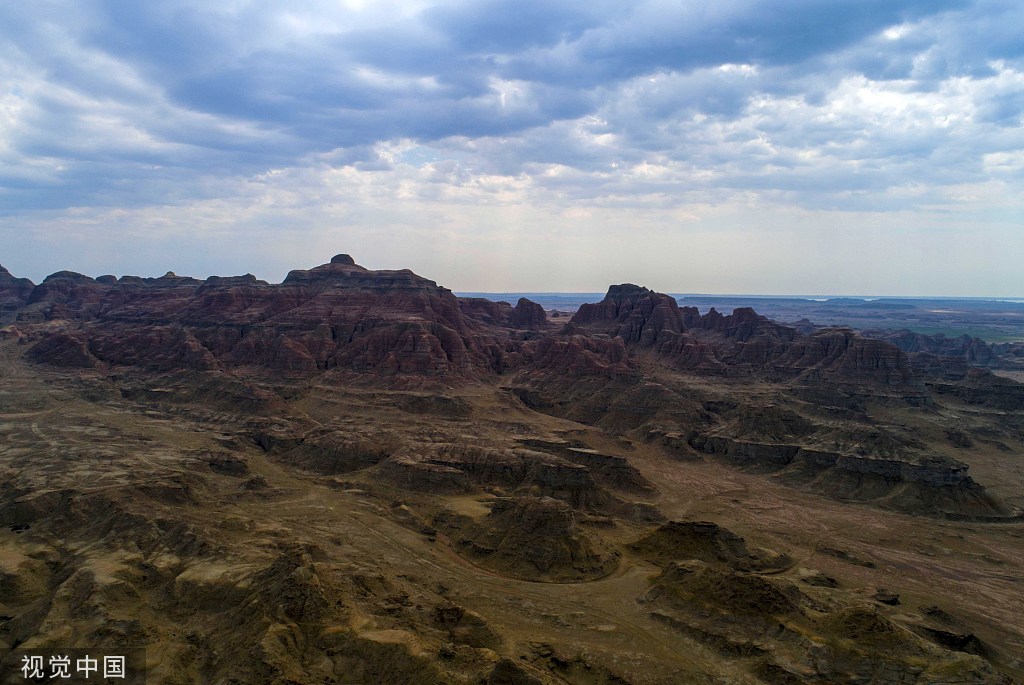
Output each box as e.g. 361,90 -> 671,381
456,292 -> 1024,301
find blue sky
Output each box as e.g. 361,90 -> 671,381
1,0 -> 1022,294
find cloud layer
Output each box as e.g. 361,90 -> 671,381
1,1 -> 1022,294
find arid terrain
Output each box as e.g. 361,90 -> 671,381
1,255 -> 1023,684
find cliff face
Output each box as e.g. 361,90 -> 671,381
458,296 -> 547,330
9,255 -> 1020,521
13,256 -> 562,376
13,256 -> 494,374
571,284 -> 684,344
771,328 -> 918,388
6,257 -> 927,390
687,433 -> 1008,516
511,297 -> 547,330
866,329 -> 998,366
0,265 -> 35,318
571,287 -> 918,392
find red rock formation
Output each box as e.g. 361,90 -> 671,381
0,265 -> 34,318
457,297 -> 546,330
570,289 -> 805,376
572,284 -> 683,345
772,328 -> 915,387
523,335 -> 633,377
695,306 -> 796,344
282,254 -> 447,292
865,329 -> 997,366
11,258 -> 927,407
682,307 -> 797,368
23,332 -> 100,368
23,256 -> 505,375
511,297 -> 547,329
656,334 -> 728,374
86,324 -> 220,371
458,298 -> 514,326
9,259 -> 912,390
20,271 -> 113,322
10,254 -> 1015,522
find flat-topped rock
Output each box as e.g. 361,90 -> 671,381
283,255 -> 448,293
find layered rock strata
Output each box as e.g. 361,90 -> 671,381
12,254 -> 1019,520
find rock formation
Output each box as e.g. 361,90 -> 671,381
511,297 -> 547,330
421,445 -> 612,508
866,329 -> 998,366
571,284 -> 683,344
3,252 -> 1024,684
628,520 -> 791,572
0,264 -> 35,319
11,255 -> 1022,522
21,256 -> 508,375
642,562 -> 1001,683
434,496 -> 620,581
771,327 -> 918,388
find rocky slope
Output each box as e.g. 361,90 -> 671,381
7,256 -> 1017,520
864,328 -> 999,366
0,265 -> 34,319
11,255 -> 550,375
2,255 -> 1023,683
434,496 -> 621,581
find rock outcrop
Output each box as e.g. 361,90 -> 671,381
11,255 -> 1017,521
434,496 -> 620,581
277,429 -> 393,475
771,328 -> 918,388
21,256 -> 500,375
642,562 -> 1001,684
23,332 -> 101,368
569,288 -> 917,394
571,284 -> 683,345
521,335 -> 634,378
458,297 -> 515,326
866,329 -> 998,366
511,297 -> 547,330
20,270 -> 110,322
514,437 -> 655,493
456,296 -> 547,331
10,259 -> 925,393
423,445 -> 611,508
687,432 -> 1010,517
628,521 -> 791,572
0,264 -> 35,319
929,369 -> 1024,411
380,457 -> 473,493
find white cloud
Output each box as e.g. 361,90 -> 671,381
0,0 -> 1022,294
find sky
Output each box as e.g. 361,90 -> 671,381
1,0 -> 1022,295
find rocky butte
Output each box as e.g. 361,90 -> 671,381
1,254 -> 1022,684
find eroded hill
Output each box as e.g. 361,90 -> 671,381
1,256 -> 1022,684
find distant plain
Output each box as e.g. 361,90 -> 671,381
460,294 -> 1024,343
